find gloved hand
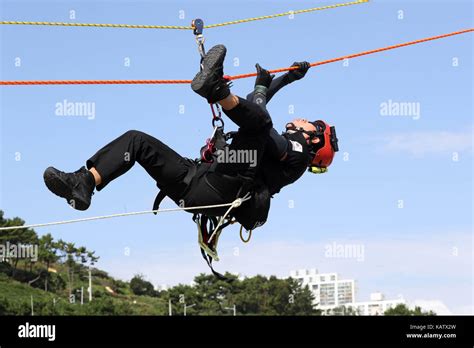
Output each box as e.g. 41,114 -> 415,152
255,63 -> 275,88
287,61 -> 311,83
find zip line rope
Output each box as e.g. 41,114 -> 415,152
0,196 -> 251,231
0,0 -> 368,30
1,28 -> 472,86
231,28 -> 474,80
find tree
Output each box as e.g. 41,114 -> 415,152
384,304 -> 436,316
130,274 -> 156,296
331,305 -> 359,316
55,240 -> 78,297
0,211 -> 38,274
172,274 -> 321,316
38,233 -> 59,291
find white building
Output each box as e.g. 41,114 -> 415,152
289,269 -> 405,315
345,292 -> 406,316
289,269 -> 355,312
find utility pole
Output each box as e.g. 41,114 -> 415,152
76,288 -> 84,305
30,295 -> 34,316
225,305 -> 236,316
169,299 -> 172,316
184,303 -> 196,316
88,266 -> 92,302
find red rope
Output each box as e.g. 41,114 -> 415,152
230,28 -> 474,80
1,28 -> 472,86
0,79 -> 192,85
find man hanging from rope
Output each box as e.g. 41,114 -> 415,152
43,44 -> 338,257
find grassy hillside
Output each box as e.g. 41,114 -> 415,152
0,265 -> 169,315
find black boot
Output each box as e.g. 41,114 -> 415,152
43,166 -> 95,211
191,44 -> 231,103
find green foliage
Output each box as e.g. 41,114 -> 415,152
384,303 -> 436,316
130,274 -> 156,296
163,273 -> 319,316
329,305 -> 360,316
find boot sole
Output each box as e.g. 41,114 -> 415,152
191,45 -> 226,94
43,167 -> 89,211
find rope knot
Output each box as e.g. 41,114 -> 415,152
231,192 -> 252,209
231,198 -> 243,208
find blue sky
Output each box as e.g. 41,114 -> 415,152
1,0 -> 472,314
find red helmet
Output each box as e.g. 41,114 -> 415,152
309,120 -> 339,169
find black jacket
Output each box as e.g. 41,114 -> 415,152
247,73 -> 311,195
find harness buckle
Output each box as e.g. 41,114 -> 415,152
330,126 -> 339,152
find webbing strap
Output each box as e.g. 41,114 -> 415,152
194,213 -> 234,282
152,190 -> 167,215
200,249 -> 228,281
152,164 -> 197,214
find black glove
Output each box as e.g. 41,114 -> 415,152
255,63 -> 275,88
287,61 -> 310,83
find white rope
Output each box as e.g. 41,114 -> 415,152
207,192 -> 252,243
0,200 -> 245,231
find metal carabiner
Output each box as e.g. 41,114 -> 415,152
201,138 -> 216,163
210,103 -> 224,128
212,117 -> 224,128
200,126 -> 218,163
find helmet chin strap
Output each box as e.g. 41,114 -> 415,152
285,123 -> 323,150
285,122 -> 321,143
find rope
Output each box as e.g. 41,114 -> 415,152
239,226 -> 252,243
207,192 -> 252,244
1,28 -> 471,86
0,79 -> 192,86
0,0 -> 368,30
0,200 -> 245,231
230,28 -> 474,80
204,0 -> 369,28
0,21 -> 191,30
